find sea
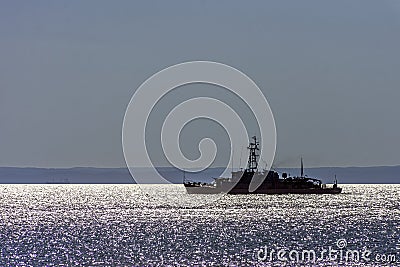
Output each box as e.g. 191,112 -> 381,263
0,184 -> 398,266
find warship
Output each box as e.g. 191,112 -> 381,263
184,136 -> 342,194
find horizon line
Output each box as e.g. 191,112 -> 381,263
1,164 -> 400,169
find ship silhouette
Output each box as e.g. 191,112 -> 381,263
184,136 -> 342,194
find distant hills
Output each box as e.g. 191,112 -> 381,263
0,165 -> 399,184
277,165 -> 400,184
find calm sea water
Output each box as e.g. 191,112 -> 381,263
0,184 -> 398,266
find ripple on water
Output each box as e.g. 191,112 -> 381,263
0,184 -> 398,266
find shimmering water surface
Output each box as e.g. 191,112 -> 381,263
0,184 -> 399,266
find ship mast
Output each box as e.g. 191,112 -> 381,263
301,157 -> 304,177
246,136 -> 259,172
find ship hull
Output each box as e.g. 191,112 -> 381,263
184,186 -> 221,194
227,187 -> 342,194
184,186 -> 342,194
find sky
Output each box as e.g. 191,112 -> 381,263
1,1 -> 400,168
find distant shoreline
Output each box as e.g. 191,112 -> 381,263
0,166 -> 399,184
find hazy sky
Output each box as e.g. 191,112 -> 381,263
1,1 -> 400,168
